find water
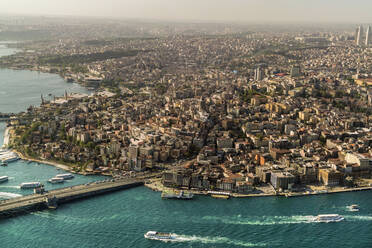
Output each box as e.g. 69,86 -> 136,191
1,44 -> 372,248
0,44 -> 91,113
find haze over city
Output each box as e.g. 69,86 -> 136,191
1,0 -> 372,23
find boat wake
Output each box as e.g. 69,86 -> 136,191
163,234 -> 267,247
0,192 -> 22,198
203,215 -> 316,226
343,215 -> 372,221
0,185 -> 20,189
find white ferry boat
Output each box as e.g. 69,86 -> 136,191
55,173 -> 74,180
0,155 -> 19,163
314,214 -> 344,223
0,176 -> 9,183
20,182 -> 41,189
144,231 -> 177,241
48,177 -> 65,184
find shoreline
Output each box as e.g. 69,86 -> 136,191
144,178 -> 372,199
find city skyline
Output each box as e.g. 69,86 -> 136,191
1,0 -> 372,23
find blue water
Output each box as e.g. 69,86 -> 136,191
1,44 -> 372,248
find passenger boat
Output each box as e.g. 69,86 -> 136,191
161,190 -> 193,199
20,182 -> 42,189
348,204 -> 360,212
314,214 -> 344,223
55,173 -> 74,180
0,176 -> 9,183
48,177 -> 65,184
144,231 -> 177,241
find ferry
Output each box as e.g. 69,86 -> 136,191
20,182 -> 42,189
314,214 -> 344,223
144,231 -> 177,241
1,156 -> 19,163
348,204 -> 360,212
48,177 -> 65,184
161,190 -> 193,200
55,173 -> 74,180
0,176 -> 9,183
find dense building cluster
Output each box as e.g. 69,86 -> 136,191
2,21 -> 372,194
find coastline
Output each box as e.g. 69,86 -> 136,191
144,178 -> 372,199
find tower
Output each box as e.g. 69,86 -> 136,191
356,25 -> 363,46
254,67 -> 264,81
366,26 -> 371,46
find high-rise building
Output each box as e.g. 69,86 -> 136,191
356,25 -> 363,46
366,26 -> 371,46
290,65 -> 301,77
254,67 -> 264,81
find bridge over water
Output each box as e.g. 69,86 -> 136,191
0,178 -> 144,218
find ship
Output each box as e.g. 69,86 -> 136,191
20,182 -> 42,189
144,231 -> 177,241
0,176 -> 9,183
48,177 -> 65,184
55,173 -> 74,180
0,155 -> 19,163
161,190 -> 193,200
314,214 -> 344,223
348,204 -> 360,212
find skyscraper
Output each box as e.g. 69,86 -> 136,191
366,26 -> 371,46
254,67 -> 264,81
356,25 -> 363,46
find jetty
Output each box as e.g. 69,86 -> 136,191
0,178 -> 143,218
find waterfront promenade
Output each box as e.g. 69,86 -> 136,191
0,178 -> 144,218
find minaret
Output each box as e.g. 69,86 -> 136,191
41,94 -> 45,105
65,90 -> 68,100
366,26 -> 371,46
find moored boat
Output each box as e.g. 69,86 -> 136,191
48,177 -> 65,184
314,214 -> 344,223
20,182 -> 42,189
161,190 -> 193,200
55,173 -> 74,180
144,231 -> 177,241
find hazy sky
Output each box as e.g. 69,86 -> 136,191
1,0 -> 372,23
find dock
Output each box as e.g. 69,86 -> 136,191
0,178 -> 144,218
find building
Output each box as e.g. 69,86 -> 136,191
290,65 -> 301,77
318,169 -> 342,186
270,172 -> 295,190
254,67 -> 264,81
356,25 -> 363,46
366,26 -> 371,46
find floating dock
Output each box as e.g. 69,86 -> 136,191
0,179 -> 143,218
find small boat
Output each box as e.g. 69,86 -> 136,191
144,231 -> 177,241
48,177 -> 65,184
0,176 -> 9,183
314,214 -> 344,223
55,173 -> 74,180
161,190 -> 193,200
20,182 -> 42,189
1,162 -> 8,167
348,204 -> 360,212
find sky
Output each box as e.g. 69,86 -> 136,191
1,0 -> 372,23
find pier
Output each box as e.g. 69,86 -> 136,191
0,178 -> 144,218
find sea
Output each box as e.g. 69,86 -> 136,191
1,44 -> 372,248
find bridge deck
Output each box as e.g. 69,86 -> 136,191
0,178 -> 144,217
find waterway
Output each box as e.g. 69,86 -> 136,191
1,44 -> 372,248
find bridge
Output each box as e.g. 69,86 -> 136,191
0,178 -> 144,218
